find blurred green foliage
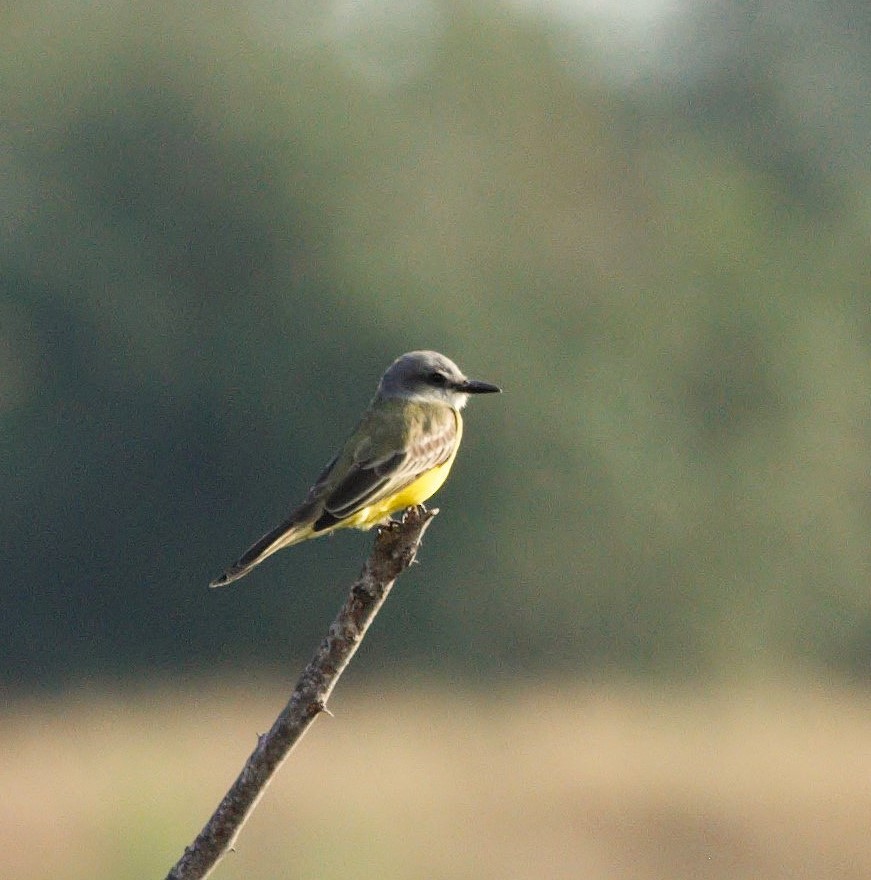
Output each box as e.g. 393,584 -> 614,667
3,0 -> 869,686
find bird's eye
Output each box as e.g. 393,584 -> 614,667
428,371 -> 448,386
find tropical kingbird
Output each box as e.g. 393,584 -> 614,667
210,350 -> 500,587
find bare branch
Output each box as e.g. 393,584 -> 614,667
164,505 -> 439,880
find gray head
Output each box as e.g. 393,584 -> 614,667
377,350 -> 501,409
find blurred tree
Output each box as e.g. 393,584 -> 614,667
2,0 -> 868,687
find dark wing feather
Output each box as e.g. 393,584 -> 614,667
322,450 -> 407,520
312,409 -> 458,531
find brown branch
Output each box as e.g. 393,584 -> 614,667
164,505 -> 439,880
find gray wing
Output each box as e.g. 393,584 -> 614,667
312,413 -> 458,530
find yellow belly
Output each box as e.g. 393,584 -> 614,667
346,452 -> 459,529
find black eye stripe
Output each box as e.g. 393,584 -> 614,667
427,371 -> 448,386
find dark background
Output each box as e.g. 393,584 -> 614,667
4,0 -> 870,689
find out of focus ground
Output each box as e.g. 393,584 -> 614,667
3,678 -> 869,880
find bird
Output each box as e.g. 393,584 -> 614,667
209,350 -> 501,587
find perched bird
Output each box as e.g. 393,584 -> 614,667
210,350 -> 500,587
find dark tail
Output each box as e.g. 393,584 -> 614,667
209,505 -> 318,587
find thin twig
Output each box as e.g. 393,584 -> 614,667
164,505 -> 439,880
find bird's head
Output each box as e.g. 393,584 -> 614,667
377,350 -> 501,409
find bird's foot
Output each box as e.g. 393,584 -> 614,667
378,516 -> 402,534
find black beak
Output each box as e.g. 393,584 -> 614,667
458,378 -> 502,394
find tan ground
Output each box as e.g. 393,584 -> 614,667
3,677 -> 870,880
